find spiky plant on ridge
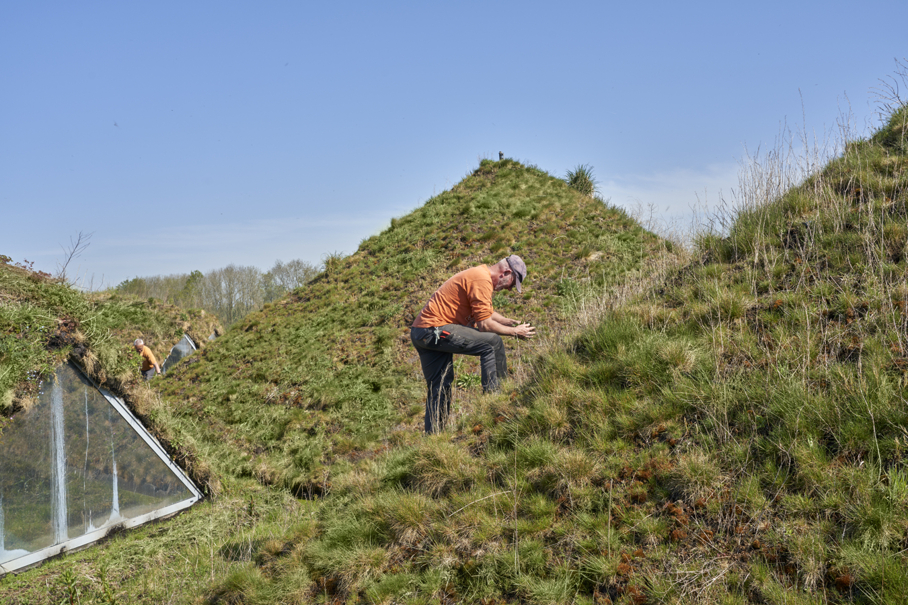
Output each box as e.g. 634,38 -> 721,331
566,164 -> 599,198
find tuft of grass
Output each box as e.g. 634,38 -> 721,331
407,439 -> 481,497
565,164 -> 599,198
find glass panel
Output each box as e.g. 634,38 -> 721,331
0,364 -> 194,566
161,334 -> 197,374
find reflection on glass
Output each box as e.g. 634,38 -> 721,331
161,334 -> 197,374
0,364 -> 195,566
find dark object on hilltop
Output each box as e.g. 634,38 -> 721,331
499,151 -> 503,160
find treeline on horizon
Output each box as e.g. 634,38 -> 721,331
112,258 -> 321,326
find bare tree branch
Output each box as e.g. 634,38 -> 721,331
56,231 -> 93,283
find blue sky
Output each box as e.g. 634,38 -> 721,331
2,1 -> 905,288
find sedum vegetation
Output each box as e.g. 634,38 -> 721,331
3,93 -> 908,605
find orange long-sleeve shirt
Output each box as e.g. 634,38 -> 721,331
139,345 -> 159,372
412,265 -> 494,328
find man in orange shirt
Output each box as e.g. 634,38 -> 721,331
411,255 -> 536,433
133,339 -> 161,381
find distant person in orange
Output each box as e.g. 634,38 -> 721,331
133,339 -> 161,381
411,255 -> 536,433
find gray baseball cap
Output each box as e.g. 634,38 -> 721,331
505,255 -> 527,293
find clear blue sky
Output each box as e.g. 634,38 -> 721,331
2,1 -> 905,288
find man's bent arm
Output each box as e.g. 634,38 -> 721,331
490,311 -> 518,327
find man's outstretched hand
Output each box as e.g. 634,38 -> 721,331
513,323 -> 536,339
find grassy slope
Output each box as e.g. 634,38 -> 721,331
153,112 -> 908,605
6,106 -> 908,603
0,159 -> 665,603
262,111 -> 908,604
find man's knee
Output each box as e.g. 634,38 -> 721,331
483,336 -> 507,368
471,331 -> 502,351
490,333 -> 504,351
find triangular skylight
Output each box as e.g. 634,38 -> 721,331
161,334 -> 197,374
0,363 -> 201,574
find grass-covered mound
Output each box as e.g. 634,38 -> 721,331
164,108 -> 908,604
6,101 -> 908,601
0,158 -> 665,604
258,108 -> 908,604
19,100 -> 908,600
150,159 -> 664,499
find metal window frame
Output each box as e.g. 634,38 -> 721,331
0,363 -> 202,575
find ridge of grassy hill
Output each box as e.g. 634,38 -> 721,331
149,159 -> 666,499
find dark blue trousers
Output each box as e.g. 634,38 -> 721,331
411,324 -> 508,433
